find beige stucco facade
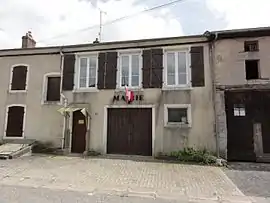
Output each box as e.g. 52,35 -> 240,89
0,54 -> 64,146
0,38 -> 216,156
214,36 -> 270,86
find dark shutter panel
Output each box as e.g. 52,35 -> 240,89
62,54 -> 75,91
47,77 -> 61,101
151,49 -> 163,88
191,46 -> 205,87
6,106 -> 24,137
142,49 -> 151,88
105,52 -> 117,89
97,52 -> 106,89
11,66 -> 27,90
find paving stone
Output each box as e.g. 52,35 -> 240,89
0,155 -> 244,201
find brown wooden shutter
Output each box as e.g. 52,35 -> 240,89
151,49 -> 163,88
142,49 -> 163,88
11,66 -> 27,90
105,52 -> 117,89
142,50 -> 151,88
62,54 -> 75,91
97,52 -> 106,89
6,106 -> 24,137
47,77 -> 61,101
191,46 -> 205,87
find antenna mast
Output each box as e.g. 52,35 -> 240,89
98,9 -> 106,42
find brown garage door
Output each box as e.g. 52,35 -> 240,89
107,108 -> 152,156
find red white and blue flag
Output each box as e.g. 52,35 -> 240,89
125,86 -> 134,104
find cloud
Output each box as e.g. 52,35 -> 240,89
0,0 -> 184,49
206,0 -> 270,30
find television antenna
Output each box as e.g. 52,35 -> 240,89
98,9 -> 107,42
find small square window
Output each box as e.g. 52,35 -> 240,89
164,104 -> 191,127
233,104 -> 246,117
168,108 -> 188,123
244,41 -> 259,52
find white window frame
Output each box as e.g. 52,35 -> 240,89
41,72 -> 62,105
9,64 -> 29,93
163,47 -> 191,89
164,104 -> 192,128
117,50 -> 143,89
75,53 -> 99,92
4,104 -> 27,139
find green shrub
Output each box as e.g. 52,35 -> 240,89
167,147 -> 217,165
87,150 -> 101,156
32,141 -> 57,154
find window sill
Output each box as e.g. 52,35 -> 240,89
246,79 -> 270,84
3,136 -> 25,140
164,123 -> 191,128
42,101 -> 62,105
73,88 -> 99,93
162,86 -> 192,91
115,87 -> 144,92
8,90 -> 27,93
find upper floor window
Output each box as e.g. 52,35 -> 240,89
244,41 -> 259,52
10,65 -> 28,91
46,77 -> 61,102
119,52 -> 141,88
164,50 -> 189,87
42,73 -> 61,104
78,55 -> 98,89
245,60 -> 260,80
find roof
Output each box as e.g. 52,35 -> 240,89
204,26 -> 270,40
0,34 -> 207,57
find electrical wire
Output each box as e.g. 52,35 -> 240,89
38,0 -> 188,44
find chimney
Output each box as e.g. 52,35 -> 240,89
93,38 -> 99,44
22,31 -> 36,48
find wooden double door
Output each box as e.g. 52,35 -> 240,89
107,108 -> 152,156
225,90 -> 270,161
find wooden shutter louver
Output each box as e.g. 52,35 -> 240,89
142,49 -> 163,88
97,52 -> 117,89
191,46 -> 205,87
151,49 -> 163,88
11,66 -> 27,90
62,54 -> 75,91
105,52 -> 117,89
142,50 -> 151,88
6,106 -> 24,137
97,52 -> 106,89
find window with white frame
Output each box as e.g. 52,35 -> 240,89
78,55 -> 98,88
119,52 -> 141,87
164,104 -> 191,127
165,50 -> 189,86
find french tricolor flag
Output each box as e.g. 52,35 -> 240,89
125,86 -> 134,104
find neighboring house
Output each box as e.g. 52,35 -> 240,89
0,32 -> 63,147
0,32 -> 216,157
206,27 -> 270,162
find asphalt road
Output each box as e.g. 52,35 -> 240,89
0,185 -> 192,203
224,162 -> 270,198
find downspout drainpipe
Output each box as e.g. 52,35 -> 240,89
210,32 -> 220,158
59,48 -> 68,150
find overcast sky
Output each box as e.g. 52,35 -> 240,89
0,0 -> 270,49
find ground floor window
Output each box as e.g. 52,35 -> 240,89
164,104 -> 191,127
5,105 -> 26,137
